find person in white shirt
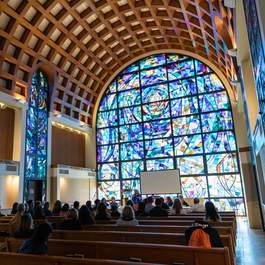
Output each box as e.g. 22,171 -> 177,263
116,206 -> 139,226
191,198 -> 205,212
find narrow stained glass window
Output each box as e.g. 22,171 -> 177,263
96,53 -> 245,214
24,70 -> 49,200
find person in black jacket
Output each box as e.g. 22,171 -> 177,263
185,220 -> 223,247
79,205 -> 95,225
149,198 -> 168,217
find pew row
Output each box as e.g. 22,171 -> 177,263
6,238 -> 232,265
0,252 -> 160,265
52,229 -> 235,263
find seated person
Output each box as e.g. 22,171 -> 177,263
116,206 -> 139,226
205,201 -> 221,222
135,201 -> 146,217
110,197 -> 118,208
59,203 -> 69,218
19,223 -> 52,255
43,202 -> 52,217
179,194 -> 189,207
86,200 -> 93,212
191,198 -> 205,212
126,200 -> 134,208
185,220 -> 223,248
110,204 -> 121,218
11,202 -> 19,215
60,208 -> 81,230
166,196 -> 173,207
79,205 -> 95,225
92,199 -> 100,212
161,197 -> 170,210
33,205 -> 46,220
12,213 -> 34,238
10,203 -> 25,231
171,198 -> 186,215
95,202 -> 110,221
73,201 -> 80,211
149,198 -> 168,217
52,200 -> 62,216
144,196 -> 154,215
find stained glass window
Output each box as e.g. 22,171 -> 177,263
96,53 -> 245,214
24,70 -> 49,199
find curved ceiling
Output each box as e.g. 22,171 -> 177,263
0,0 -> 237,125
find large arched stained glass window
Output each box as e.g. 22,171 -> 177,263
96,53 -> 245,214
24,70 -> 49,200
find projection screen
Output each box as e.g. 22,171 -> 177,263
140,169 -> 181,194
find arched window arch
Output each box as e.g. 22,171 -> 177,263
96,53 -> 245,214
24,69 -> 49,200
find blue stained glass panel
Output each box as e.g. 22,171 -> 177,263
146,158 -> 174,171
117,72 -> 139,91
142,101 -> 170,121
97,144 -> 119,162
171,97 -> 198,117
121,161 -> 144,179
25,70 -> 48,183
167,60 -> 195,80
169,78 -> 197,99
177,155 -> 204,175
140,67 -> 167,86
142,84 -> 169,103
140,54 -> 166,69
199,91 -> 230,112
197,74 -> 224,94
98,163 -> 119,180
97,127 -> 118,145
120,142 -> 144,160
174,135 -> 203,156
97,110 -> 118,128
99,94 -> 117,111
181,176 -> 208,198
118,89 -> 141,108
201,111 -> 233,132
145,138 -> 173,158
206,153 -> 238,173
119,106 -> 142,125
98,181 -> 121,200
208,174 -> 243,197
144,119 -> 172,139
194,61 -> 211,75
172,115 -> 201,136
211,198 -> 245,215
203,131 -> 236,153
119,123 -> 143,142
122,179 -> 141,198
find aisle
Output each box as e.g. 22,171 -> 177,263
236,218 -> 265,265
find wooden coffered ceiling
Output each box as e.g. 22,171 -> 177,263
0,0 -> 237,125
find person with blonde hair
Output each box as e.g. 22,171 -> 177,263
116,206 -> 139,226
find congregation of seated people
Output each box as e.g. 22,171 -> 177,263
0,194 -> 224,257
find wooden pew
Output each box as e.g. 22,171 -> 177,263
138,216 -> 235,222
6,238 -> 232,265
0,252 -> 159,265
52,229 -> 235,263
83,224 -> 236,247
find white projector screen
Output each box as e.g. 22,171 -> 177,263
140,169 -> 181,194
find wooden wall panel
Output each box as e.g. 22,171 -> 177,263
51,126 -> 86,167
0,107 -> 15,160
